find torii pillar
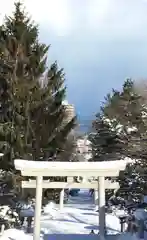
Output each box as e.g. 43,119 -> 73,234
98,176 -> 106,240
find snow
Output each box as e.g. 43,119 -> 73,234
118,233 -> 139,240
19,208 -> 34,218
0,189 -> 140,240
134,208 -> 147,221
0,229 -> 32,240
143,195 -> 147,203
14,159 -> 131,172
62,100 -> 69,105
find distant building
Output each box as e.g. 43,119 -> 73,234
61,102 -> 92,162
62,100 -> 75,125
76,136 -> 92,161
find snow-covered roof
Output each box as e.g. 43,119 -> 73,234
62,100 -> 69,105
14,158 -> 132,177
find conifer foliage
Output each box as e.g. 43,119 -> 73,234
90,116 -> 124,161
91,79 -> 147,196
91,79 -> 147,161
0,2 -> 76,170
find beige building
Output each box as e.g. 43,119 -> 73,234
62,100 -> 75,125
76,136 -> 92,162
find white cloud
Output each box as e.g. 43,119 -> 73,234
87,0 -> 111,28
0,0 -> 147,38
0,0 -> 15,22
0,0 -> 73,36
23,0 -> 73,36
86,0 -> 147,39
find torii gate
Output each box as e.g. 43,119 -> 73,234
21,178 -> 119,210
14,159 -> 131,240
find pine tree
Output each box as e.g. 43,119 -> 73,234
0,2 -> 76,170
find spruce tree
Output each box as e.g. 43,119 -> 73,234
0,2 -> 76,170
102,79 -> 147,159
90,116 -> 125,161
91,78 -> 147,198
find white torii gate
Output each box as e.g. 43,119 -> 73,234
14,159 -> 131,240
21,178 -> 119,210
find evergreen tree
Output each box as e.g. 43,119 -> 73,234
91,78 -> 147,198
90,116 -> 125,161
0,2 -> 76,170
102,79 -> 147,159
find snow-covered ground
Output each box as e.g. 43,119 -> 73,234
0,189 -> 140,240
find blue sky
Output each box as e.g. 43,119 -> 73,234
1,0 -> 147,121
